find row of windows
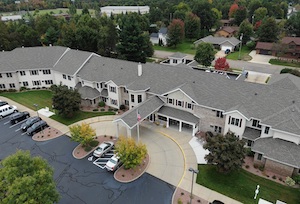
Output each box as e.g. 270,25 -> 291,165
0,73 -> 13,78
62,74 -> 72,80
167,98 -> 194,110
131,94 -> 142,103
0,83 -> 16,89
1,70 -> 52,78
111,99 -> 117,105
22,80 -> 53,87
228,116 -> 243,127
252,119 -> 262,128
110,86 -> 116,93
212,110 -> 224,118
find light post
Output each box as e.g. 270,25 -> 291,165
33,103 -> 39,117
254,185 -> 260,199
238,33 -> 243,60
188,167 -> 199,204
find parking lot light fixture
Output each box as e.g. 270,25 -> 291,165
33,103 -> 39,117
188,167 -> 199,204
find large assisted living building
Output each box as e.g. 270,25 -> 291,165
0,46 -> 299,177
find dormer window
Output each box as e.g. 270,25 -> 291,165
264,126 -> 270,134
110,86 -> 116,93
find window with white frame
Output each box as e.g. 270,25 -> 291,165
20,71 -> 26,76
111,99 -> 117,105
252,119 -> 261,128
264,126 -> 270,134
67,75 -> 71,80
110,86 -> 116,93
228,116 -> 242,127
0,74 -> 2,78
97,83 -> 99,88
138,95 -> 142,103
23,81 -> 28,86
9,83 -> 15,88
216,111 -> 223,118
30,70 -> 38,75
177,100 -> 183,107
131,94 -> 134,102
257,153 -> 262,160
187,103 -> 193,109
45,80 -> 53,85
0,84 -> 6,89
42,70 -> 51,75
63,74 -> 66,79
214,126 -> 222,133
125,100 -> 129,105
33,80 -> 41,86
6,73 -> 12,77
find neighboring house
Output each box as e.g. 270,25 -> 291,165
255,37 -> 300,59
1,15 -> 22,22
150,27 -> 167,45
215,26 -> 239,38
100,6 -> 150,17
0,46 -> 299,177
220,18 -> 235,27
194,35 -> 240,51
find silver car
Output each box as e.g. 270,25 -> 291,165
93,141 -> 114,157
105,154 -> 121,172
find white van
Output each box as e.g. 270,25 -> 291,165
0,105 -> 18,118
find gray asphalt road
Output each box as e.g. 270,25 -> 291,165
0,116 -> 174,204
153,50 -> 287,74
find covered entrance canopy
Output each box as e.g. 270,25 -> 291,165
158,106 -> 199,135
113,96 -> 165,137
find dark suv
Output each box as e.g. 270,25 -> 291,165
26,120 -> 48,136
0,101 -> 8,107
10,111 -> 30,124
21,116 -> 41,131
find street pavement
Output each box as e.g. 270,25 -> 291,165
154,50 -> 290,74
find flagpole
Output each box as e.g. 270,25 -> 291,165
137,109 -> 140,142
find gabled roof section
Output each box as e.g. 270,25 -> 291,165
268,74 -> 300,90
76,84 -> 100,100
158,106 -> 200,124
0,46 -> 68,72
262,104 -> 300,135
53,49 -> 94,75
114,96 -> 164,129
252,138 -> 300,168
169,52 -> 187,59
218,26 -> 237,34
224,104 -> 251,120
194,35 -> 240,46
243,127 -> 261,141
282,37 -> 300,45
255,42 -> 273,50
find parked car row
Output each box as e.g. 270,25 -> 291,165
0,100 -> 49,136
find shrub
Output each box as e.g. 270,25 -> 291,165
93,108 -> 98,111
272,175 -> 277,179
108,108 -> 113,111
19,86 -> 27,91
246,41 -> 256,50
84,146 -> 92,152
98,101 -> 105,107
285,177 -> 296,186
177,198 -> 183,204
101,108 -> 105,111
253,164 -> 259,169
8,89 -> 16,92
245,165 -> 249,169
280,68 -> 292,74
89,140 -> 99,147
258,165 -> 264,171
279,177 -> 283,181
119,104 -> 126,110
290,69 -> 300,77
292,175 -> 300,184
245,148 -> 254,157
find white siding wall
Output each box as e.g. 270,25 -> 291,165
166,90 -> 194,113
224,112 -> 247,139
19,69 -> 54,88
260,125 -> 274,138
53,71 -> 76,88
106,81 -> 119,109
0,72 -> 19,90
273,130 -> 300,145
128,91 -> 146,109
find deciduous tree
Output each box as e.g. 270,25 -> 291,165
257,17 -> 279,42
238,20 -> 253,44
51,84 -> 81,118
115,136 -> 147,169
0,150 -> 60,203
229,3 -> 238,18
194,42 -> 216,67
234,6 -> 247,26
70,122 -> 96,149
214,57 -> 229,71
184,12 -> 200,40
286,12 -> 300,37
203,132 -> 246,173
167,19 -> 185,47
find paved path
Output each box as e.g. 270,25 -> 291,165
154,50 -> 289,74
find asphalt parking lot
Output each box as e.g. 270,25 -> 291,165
0,115 -> 175,204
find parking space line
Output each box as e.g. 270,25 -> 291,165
9,119 -> 28,128
21,132 -> 27,136
15,128 -> 22,132
4,121 -> 10,125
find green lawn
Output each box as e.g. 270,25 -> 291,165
269,59 -> 300,68
197,165 -> 300,204
0,90 -> 115,125
226,46 -> 252,60
154,40 -> 196,55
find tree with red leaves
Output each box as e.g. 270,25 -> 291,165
229,3 -> 239,18
167,19 -> 185,47
214,57 -> 230,71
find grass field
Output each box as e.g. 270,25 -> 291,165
154,40 -> 196,55
0,90 -> 114,125
197,165 -> 300,204
269,59 -> 300,68
226,46 -> 252,60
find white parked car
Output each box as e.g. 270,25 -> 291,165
0,105 -> 18,118
105,154 -> 122,172
93,141 -> 114,157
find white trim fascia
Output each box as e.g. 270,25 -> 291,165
113,118 -> 131,129
223,110 -> 250,121
74,53 -> 101,76
157,112 -> 198,125
105,80 -> 117,86
271,128 -> 300,138
127,87 -> 151,93
162,87 -> 199,105
53,47 -> 70,67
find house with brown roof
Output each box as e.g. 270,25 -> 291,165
255,37 -> 300,59
215,26 -> 239,38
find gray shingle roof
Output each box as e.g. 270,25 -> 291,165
0,46 -> 68,72
115,96 -> 164,129
194,35 -> 240,46
243,127 -> 261,141
53,49 -> 94,75
158,106 -> 199,124
252,138 -> 300,168
159,27 -> 167,34
100,89 -> 108,97
169,52 -> 187,59
267,74 -> 300,90
77,86 -> 100,99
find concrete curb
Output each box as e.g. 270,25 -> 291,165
114,153 -> 151,183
